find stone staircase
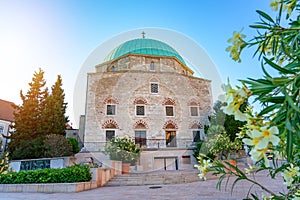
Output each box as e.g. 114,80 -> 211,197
105,170 -> 200,186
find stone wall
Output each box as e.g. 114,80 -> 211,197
85,70 -> 212,151
10,157 -> 76,172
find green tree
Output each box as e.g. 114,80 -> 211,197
209,101 -> 226,126
210,100 -> 246,141
42,75 -> 68,136
9,68 -> 48,157
9,69 -> 69,159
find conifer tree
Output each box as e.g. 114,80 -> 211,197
9,69 -> 69,159
9,68 -> 47,156
43,75 -> 68,136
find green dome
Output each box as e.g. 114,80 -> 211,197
104,38 -> 186,65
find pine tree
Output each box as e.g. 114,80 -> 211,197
9,68 -> 48,157
9,70 -> 70,159
44,75 -> 68,136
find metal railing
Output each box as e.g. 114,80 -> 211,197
84,138 -> 196,152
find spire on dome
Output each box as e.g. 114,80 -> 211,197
141,31 -> 145,38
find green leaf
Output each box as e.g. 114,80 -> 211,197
264,57 -> 296,74
258,103 -> 280,116
260,96 -> 285,103
249,24 -> 271,29
256,10 -> 275,23
284,90 -> 300,112
286,128 -> 293,162
271,77 -> 291,86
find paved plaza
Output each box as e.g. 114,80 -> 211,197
0,171 -> 286,200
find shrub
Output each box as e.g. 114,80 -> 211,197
67,137 -> 80,154
11,136 -> 45,160
0,165 -> 91,184
104,136 -> 141,165
43,134 -> 73,158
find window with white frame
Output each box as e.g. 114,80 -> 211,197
150,83 -> 158,93
106,104 -> 116,115
136,105 -> 145,116
190,106 -> 199,117
165,106 -> 174,116
106,130 -> 115,141
135,130 -> 146,148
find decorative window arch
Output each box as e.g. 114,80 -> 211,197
189,121 -> 203,129
103,96 -> 119,104
149,77 -> 159,82
187,99 -> 200,106
163,98 -> 175,117
133,97 -> 147,105
134,97 -> 147,116
102,119 -> 119,129
134,120 -> 147,148
133,120 -> 148,129
163,120 -> 178,130
162,98 -> 176,106
187,99 -> 200,117
104,96 -> 119,116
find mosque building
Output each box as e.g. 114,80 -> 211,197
83,34 -> 213,171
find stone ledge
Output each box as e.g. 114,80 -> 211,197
0,181 -> 97,193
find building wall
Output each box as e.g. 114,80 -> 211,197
84,54 -> 212,171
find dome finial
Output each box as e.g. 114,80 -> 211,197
141,31 -> 145,38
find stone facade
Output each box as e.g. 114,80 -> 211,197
84,44 -> 213,171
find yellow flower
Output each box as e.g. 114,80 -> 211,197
270,0 -> 280,11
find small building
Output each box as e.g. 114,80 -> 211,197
84,37 -> 213,171
0,99 -> 16,151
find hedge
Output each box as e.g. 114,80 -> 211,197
0,165 -> 91,184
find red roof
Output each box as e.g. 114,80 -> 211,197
0,99 -> 16,122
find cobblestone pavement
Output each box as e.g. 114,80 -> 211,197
0,171 -> 286,200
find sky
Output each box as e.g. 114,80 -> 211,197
0,0 -> 274,127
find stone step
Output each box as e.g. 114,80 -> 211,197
105,170 -> 200,186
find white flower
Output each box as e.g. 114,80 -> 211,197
252,126 -> 280,149
281,163 -> 300,187
249,148 -> 270,167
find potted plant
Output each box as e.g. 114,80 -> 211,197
203,125 -> 242,171
104,136 -> 141,174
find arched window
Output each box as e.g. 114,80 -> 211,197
134,98 -> 147,116
188,100 -> 200,117
104,96 -> 119,116
189,121 -> 204,142
111,66 -> 116,72
150,61 -> 155,71
163,98 -> 175,117
134,120 -> 148,148
102,119 -> 119,141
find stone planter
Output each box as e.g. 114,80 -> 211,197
122,163 -> 130,174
